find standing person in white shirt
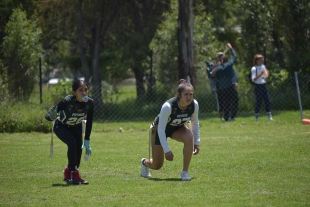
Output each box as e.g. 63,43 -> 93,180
251,54 -> 273,121
140,79 -> 200,181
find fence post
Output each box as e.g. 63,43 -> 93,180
39,57 -> 42,104
294,71 -> 303,120
149,50 -> 153,100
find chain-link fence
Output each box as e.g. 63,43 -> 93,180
83,72 -> 310,122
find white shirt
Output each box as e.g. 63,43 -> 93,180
251,64 -> 266,84
157,100 -> 200,153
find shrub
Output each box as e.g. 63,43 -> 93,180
0,102 -> 50,133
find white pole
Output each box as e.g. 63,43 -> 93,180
149,124 -> 152,160
82,120 -> 89,161
50,121 -> 54,158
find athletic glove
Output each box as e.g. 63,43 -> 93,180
48,106 -> 58,120
81,140 -> 92,155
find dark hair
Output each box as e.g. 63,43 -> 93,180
72,79 -> 87,91
176,79 -> 194,99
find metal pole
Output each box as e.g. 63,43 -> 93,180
294,72 -> 303,120
149,50 -> 153,99
39,58 -> 42,104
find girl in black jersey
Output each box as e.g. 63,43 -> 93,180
45,79 -> 94,185
141,79 -> 200,181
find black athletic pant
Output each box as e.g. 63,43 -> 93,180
217,84 -> 239,121
53,120 -> 83,171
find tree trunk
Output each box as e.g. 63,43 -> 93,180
91,0 -> 104,117
271,31 -> 285,68
77,0 -> 90,82
132,3 -> 146,98
177,0 -> 196,86
133,63 -> 146,97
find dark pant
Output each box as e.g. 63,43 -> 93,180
154,125 -> 182,145
254,84 -> 271,114
53,120 -> 83,171
217,84 -> 239,121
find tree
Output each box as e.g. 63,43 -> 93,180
150,1 -> 179,85
0,0 -> 37,84
239,0 -> 275,66
2,8 -> 42,101
78,0 -> 120,116
35,0 -> 78,80
239,0 -> 310,75
114,0 -> 171,98
0,0 -> 35,53
151,0 -> 221,85
36,0 -> 121,117
280,0 -> 310,74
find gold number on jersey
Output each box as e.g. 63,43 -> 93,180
170,117 -> 190,126
66,117 -> 85,125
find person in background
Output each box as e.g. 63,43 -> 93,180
45,79 -> 94,184
251,54 -> 272,121
211,43 -> 239,121
206,61 -> 224,121
140,79 -> 200,181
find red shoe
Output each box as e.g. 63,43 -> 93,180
72,170 -> 89,185
63,166 -> 71,183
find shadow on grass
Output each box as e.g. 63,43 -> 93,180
148,177 -> 194,181
51,183 -> 72,187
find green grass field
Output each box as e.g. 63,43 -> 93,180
1,111 -> 310,207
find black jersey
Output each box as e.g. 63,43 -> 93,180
57,95 -> 94,126
154,97 -> 195,131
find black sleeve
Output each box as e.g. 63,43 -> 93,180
84,102 -> 94,140
44,99 -> 67,121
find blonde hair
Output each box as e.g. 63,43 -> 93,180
253,54 -> 264,65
